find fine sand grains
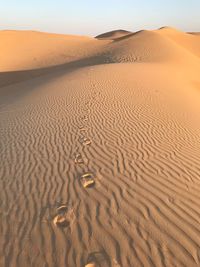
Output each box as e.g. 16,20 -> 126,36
0,28 -> 200,267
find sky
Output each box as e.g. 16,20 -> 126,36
0,0 -> 199,36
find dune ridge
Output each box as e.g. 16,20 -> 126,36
0,27 -> 200,267
95,29 -> 132,40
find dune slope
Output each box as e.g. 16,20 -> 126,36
95,29 -> 132,40
0,28 -> 200,267
0,30 -> 108,71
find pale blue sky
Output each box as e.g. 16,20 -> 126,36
0,0 -> 199,36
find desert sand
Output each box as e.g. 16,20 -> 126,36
0,27 -> 200,267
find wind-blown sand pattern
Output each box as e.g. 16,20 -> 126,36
0,27 -> 200,267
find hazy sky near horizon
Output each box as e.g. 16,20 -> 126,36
1,0 -> 199,36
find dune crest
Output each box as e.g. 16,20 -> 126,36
95,29 -> 132,40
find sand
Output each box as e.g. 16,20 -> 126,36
95,30 -> 132,40
0,27 -> 200,267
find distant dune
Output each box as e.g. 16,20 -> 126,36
95,29 -> 132,40
0,27 -> 200,267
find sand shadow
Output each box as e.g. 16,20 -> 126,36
80,173 -> 95,188
0,52 -> 114,106
0,53 -> 113,89
85,251 -> 110,267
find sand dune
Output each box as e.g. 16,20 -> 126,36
0,27 -> 200,267
0,30 -> 108,71
157,27 -> 200,57
104,29 -> 200,64
95,30 -> 132,40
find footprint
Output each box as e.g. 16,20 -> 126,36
56,205 -> 68,213
53,214 -> 70,228
81,116 -> 88,122
78,125 -> 85,129
85,251 -> 109,267
80,173 -> 95,188
53,205 -> 75,228
168,196 -> 175,204
82,138 -> 92,146
75,154 -> 84,164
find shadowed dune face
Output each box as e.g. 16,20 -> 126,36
0,28 -> 200,267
